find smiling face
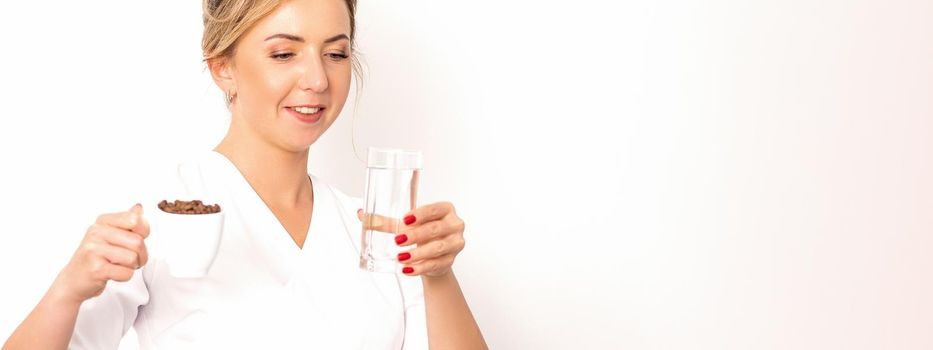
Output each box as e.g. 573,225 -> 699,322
209,0 -> 353,153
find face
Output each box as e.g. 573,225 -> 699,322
212,0 -> 352,153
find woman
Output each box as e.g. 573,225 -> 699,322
2,0 -> 487,349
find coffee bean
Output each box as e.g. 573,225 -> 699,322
158,199 -> 221,214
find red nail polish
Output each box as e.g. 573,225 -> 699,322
395,234 -> 408,245
404,215 -> 416,225
398,252 -> 411,261
402,267 -> 414,274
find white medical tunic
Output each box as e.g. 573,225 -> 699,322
68,151 -> 428,349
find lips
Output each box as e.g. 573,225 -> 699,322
287,105 -> 325,114
286,105 -> 325,124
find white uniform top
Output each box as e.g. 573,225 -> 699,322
68,151 -> 428,349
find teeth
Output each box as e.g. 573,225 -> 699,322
292,106 -> 321,114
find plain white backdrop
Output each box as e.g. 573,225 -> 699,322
1,1 -> 932,349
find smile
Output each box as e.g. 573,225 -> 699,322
286,105 -> 325,124
291,106 -> 321,114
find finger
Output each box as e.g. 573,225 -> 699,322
85,241 -> 141,269
402,202 -> 455,228
96,225 -> 148,267
397,219 -> 459,246
103,262 -> 136,282
356,209 -> 403,233
401,255 -> 455,276
397,235 -> 464,263
129,203 -> 150,238
95,205 -> 148,237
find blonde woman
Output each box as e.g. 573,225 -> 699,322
2,0 -> 486,349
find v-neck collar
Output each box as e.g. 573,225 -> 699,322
205,150 -> 327,284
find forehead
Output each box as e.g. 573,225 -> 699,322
247,0 -> 351,43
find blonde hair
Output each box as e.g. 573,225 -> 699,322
201,0 -> 363,81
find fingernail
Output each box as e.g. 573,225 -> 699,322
395,234 -> 408,245
404,215 -> 416,225
398,252 -> 411,262
357,209 -> 363,216
402,267 -> 414,274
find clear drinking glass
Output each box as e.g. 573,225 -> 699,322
360,147 -> 422,273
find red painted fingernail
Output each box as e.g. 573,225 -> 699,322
398,252 -> 411,261
404,215 -> 416,225
402,267 -> 414,274
395,234 -> 408,245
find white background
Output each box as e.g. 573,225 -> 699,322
1,1 -> 932,349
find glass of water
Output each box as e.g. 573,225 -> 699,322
359,147 -> 423,273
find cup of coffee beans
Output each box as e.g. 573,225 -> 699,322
151,199 -> 225,278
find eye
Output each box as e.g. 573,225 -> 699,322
326,52 -> 349,62
271,52 -> 295,61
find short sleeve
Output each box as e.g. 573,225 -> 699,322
68,263 -> 150,349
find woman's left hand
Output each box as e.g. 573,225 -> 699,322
357,202 -> 465,277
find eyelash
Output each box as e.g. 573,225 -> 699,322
328,53 -> 350,61
271,52 -> 295,61
270,52 -> 349,62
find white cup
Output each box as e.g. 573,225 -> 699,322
149,201 -> 224,278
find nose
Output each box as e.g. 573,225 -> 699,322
298,54 -> 329,93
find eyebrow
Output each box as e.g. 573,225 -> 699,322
263,33 -> 350,44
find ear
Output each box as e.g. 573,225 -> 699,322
207,57 -> 236,96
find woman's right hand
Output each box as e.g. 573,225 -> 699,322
50,203 -> 150,304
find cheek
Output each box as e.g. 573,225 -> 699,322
242,65 -> 293,111
327,67 -> 352,106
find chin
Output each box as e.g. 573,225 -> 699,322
277,113 -> 337,153
282,129 -> 327,153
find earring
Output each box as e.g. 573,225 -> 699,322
225,90 -> 236,104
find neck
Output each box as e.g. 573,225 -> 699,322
213,121 -> 312,209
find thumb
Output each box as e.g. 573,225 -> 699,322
358,210 -> 401,233
129,203 -> 150,238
